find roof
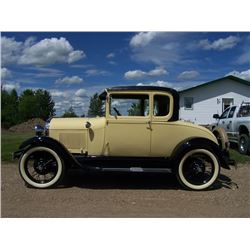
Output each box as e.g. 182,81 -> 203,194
99,85 -> 179,100
179,75 -> 250,93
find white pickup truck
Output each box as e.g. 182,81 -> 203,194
213,102 -> 250,155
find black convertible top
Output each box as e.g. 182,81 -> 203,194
99,85 -> 179,121
99,85 -> 179,99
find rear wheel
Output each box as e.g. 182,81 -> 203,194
238,134 -> 250,155
19,146 -> 65,188
176,148 -> 220,190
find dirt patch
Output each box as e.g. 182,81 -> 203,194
1,163 -> 250,217
8,118 -> 45,133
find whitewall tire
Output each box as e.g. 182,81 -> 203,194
177,149 -> 220,190
19,146 -> 64,188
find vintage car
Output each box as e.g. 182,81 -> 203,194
14,86 -> 234,190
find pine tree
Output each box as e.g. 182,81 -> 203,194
87,93 -> 105,117
62,106 -> 78,117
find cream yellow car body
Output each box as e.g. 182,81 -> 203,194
49,89 -> 218,157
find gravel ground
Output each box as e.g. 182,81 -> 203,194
1,163 -> 250,217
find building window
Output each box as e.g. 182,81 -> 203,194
184,97 -> 193,110
222,98 -> 234,112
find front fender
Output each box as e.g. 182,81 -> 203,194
13,136 -> 81,168
170,137 -> 232,169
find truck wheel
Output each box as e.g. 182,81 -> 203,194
238,134 -> 250,155
19,146 -> 65,189
176,148 -> 220,190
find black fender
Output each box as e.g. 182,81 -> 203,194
170,137 -> 231,169
14,136 -> 81,168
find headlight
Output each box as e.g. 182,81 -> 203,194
34,125 -> 44,136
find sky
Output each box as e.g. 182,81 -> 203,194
1,32 -> 250,116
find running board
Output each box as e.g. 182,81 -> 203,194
101,167 -> 172,173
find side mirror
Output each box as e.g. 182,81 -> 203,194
213,114 -> 220,119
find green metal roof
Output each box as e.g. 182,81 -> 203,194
179,75 -> 250,93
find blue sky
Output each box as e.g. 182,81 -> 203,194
1,32 -> 250,116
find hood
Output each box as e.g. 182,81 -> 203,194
49,117 -> 106,130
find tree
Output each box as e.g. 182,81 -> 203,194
127,102 -> 141,116
1,89 -> 19,128
87,93 -> 105,117
18,89 -> 37,122
35,89 -> 55,120
62,107 -> 78,117
18,89 -> 55,122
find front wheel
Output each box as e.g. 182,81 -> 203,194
176,148 -> 220,190
19,146 -> 65,188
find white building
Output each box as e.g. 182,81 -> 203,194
179,75 -> 250,125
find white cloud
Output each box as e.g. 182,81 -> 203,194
19,37 -> 85,65
124,67 -> 168,79
108,60 -> 117,65
199,36 -> 240,51
237,51 -> 250,64
130,32 -> 159,47
106,52 -> 115,58
50,90 -> 68,98
129,32 -> 186,65
1,68 -> 12,79
148,67 -> 168,77
23,67 -> 63,78
177,70 -> 200,80
85,69 -> 109,77
226,69 -> 250,81
75,88 -> 87,97
1,36 -> 86,66
124,70 -> 147,79
1,36 -> 23,65
1,82 -> 20,92
137,80 -> 173,88
55,76 -> 83,84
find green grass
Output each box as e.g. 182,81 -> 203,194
1,130 -> 250,164
1,131 -> 33,162
229,149 -> 250,164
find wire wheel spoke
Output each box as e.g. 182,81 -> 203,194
24,150 -> 58,184
183,154 -> 215,185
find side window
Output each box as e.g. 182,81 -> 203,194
110,94 -> 149,117
228,106 -> 236,118
237,105 -> 250,117
153,95 -> 170,116
220,107 -> 230,119
184,97 -> 193,109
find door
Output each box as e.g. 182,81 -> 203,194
105,93 -> 151,156
226,106 -> 237,140
217,106 -> 231,132
150,92 -> 175,157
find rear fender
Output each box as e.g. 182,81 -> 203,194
170,137 -> 230,169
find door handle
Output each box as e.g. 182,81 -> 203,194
146,121 -> 152,130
